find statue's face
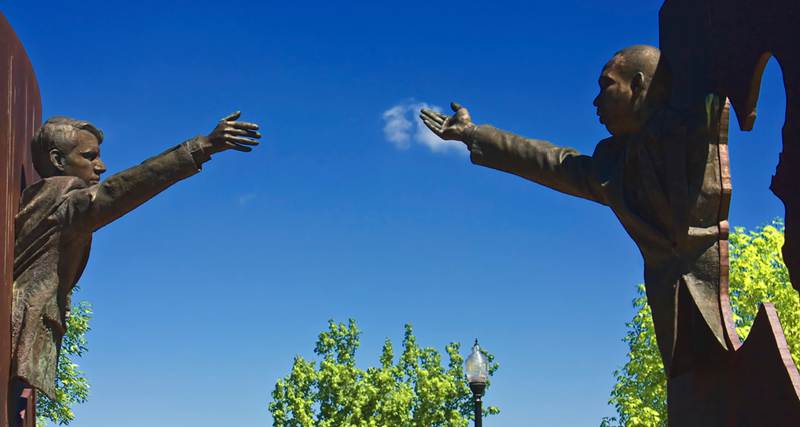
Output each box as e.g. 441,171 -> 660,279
593,55 -> 643,137
53,130 -> 106,184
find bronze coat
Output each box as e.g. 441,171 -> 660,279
12,141 -> 205,398
467,108 -> 732,375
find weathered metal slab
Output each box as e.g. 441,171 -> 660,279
0,11 -> 40,427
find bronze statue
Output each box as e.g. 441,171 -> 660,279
11,112 -> 260,400
423,39 -> 800,423
421,45 -> 735,378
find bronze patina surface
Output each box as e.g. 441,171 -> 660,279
422,46 -> 734,376
11,112 -> 260,400
423,38 -> 800,424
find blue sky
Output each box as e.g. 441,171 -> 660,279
3,1 -> 788,426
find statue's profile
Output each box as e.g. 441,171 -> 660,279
421,45 -> 735,377
11,112 -> 261,399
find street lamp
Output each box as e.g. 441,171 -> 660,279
465,339 -> 489,427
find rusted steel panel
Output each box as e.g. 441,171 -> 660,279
0,11 -> 41,427
660,0 -> 800,296
661,0 -> 800,424
16,389 -> 32,427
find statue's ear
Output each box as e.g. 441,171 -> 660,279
631,72 -> 646,97
49,148 -> 65,173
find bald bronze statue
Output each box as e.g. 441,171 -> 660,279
422,45 -> 735,377
12,112 -> 260,400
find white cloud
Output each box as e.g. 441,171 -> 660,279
382,101 -> 467,155
237,192 -> 257,207
382,105 -> 413,149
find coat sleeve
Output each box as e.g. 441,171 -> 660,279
62,138 -> 209,232
467,125 -> 608,205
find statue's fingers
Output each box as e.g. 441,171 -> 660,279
226,142 -> 253,152
225,127 -> 262,138
434,111 -> 450,121
421,118 -> 442,133
225,135 -> 260,146
419,114 -> 440,127
221,111 -> 242,121
226,121 -> 260,130
420,109 -> 445,125
422,108 -> 446,118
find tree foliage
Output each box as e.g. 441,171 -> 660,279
269,320 -> 499,427
601,284 -> 667,427
36,299 -> 92,426
602,222 -> 800,426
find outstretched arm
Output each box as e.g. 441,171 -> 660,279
420,103 -> 606,204
70,111 -> 261,231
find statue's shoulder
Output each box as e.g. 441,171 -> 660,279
23,175 -> 88,196
39,176 -> 88,189
592,137 -> 623,162
590,137 -> 624,181
19,176 -> 90,212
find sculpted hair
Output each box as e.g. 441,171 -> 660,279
615,45 -> 660,79
31,116 -> 104,177
614,44 -> 670,106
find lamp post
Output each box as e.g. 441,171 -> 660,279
465,339 -> 489,427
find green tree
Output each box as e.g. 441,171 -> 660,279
36,298 -> 92,426
269,320 -> 499,427
602,222 -> 800,427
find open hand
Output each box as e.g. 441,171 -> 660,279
204,111 -> 261,154
419,102 -> 476,141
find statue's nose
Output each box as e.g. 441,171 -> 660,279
95,159 -> 107,175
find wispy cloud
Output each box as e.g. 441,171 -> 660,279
382,105 -> 413,149
237,192 -> 257,207
382,101 -> 466,154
